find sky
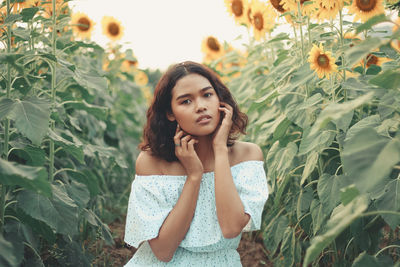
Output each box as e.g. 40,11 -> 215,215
71,0 -> 250,70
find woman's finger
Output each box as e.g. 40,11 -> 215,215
174,130 -> 184,146
187,138 -> 198,152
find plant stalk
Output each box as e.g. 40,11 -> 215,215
49,0 -> 57,181
297,1 -> 305,64
339,10 -> 347,101
1,0 -> 12,234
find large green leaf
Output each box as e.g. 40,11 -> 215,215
344,37 -> 383,68
352,252 -> 381,267
276,227 -> 297,267
263,214 -> 289,254
355,14 -> 390,34
299,127 -> 335,155
310,92 -> 374,134
317,174 -> 347,215
369,69 -> 400,90
8,97 -> 51,145
0,234 -> 23,267
267,141 -> 297,179
65,100 -> 108,120
342,128 -> 400,193
17,184 -> 79,236
375,179 -> 400,230
0,98 -> 15,120
0,158 -> 51,197
345,115 -> 381,142
310,198 -> 328,235
303,196 -> 369,266
82,209 -> 114,246
48,129 -> 84,164
301,151 -> 319,185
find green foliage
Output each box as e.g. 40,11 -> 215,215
0,1 -> 150,265
217,8 -> 400,267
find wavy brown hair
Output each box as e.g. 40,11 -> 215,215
139,61 -> 248,162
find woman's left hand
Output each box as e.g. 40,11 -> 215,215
212,102 -> 233,149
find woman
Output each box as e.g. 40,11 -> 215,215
124,61 -> 269,266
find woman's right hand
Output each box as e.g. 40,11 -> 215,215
174,124 -> 203,178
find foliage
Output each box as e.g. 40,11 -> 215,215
218,3 -> 400,267
0,0 -> 154,265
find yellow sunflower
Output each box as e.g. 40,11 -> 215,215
134,70 -> 149,86
11,0 -> 31,12
348,0 -> 385,22
312,0 -> 342,21
281,0 -> 318,16
308,43 -> 338,79
101,16 -> 124,42
70,12 -> 94,40
364,53 -> 391,67
0,6 -> 6,37
251,0 -> 276,41
225,0 -> 252,27
269,0 -> 294,23
201,36 -> 224,62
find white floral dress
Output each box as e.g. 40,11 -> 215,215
124,160 -> 269,266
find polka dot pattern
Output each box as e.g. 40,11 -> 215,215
124,160 -> 269,266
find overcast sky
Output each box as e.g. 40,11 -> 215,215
71,0 -> 250,70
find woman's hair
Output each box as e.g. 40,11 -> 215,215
139,61 -> 248,162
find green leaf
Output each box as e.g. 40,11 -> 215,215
267,141 -> 297,178
82,209 -> 114,246
299,127 -> 335,155
342,128 -> 400,193
344,38 -> 383,68
0,234 -> 23,267
65,100 -> 108,120
66,169 -> 100,197
310,92 -> 374,135
375,179 -> 400,230
3,14 -> 22,25
8,97 -> 51,145
345,115 -> 380,142
355,14 -> 389,34
352,252 -> 381,267
17,184 -> 79,236
20,7 -> 39,21
65,180 -> 90,208
73,69 -> 108,92
303,196 -> 369,266
296,186 -> 313,221
277,227 -> 296,267
0,98 -> 15,120
263,215 -> 289,254
317,174 -> 345,215
48,130 -> 84,164
301,151 -> 319,185
0,158 -> 51,197
369,69 -> 400,89
273,117 -> 291,141
310,198 -> 328,235
340,184 -> 360,206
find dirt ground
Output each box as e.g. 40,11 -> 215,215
92,220 -> 273,267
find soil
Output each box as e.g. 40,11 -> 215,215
92,220 -> 273,267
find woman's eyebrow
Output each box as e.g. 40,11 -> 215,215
175,86 -> 213,101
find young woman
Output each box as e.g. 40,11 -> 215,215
124,61 -> 269,266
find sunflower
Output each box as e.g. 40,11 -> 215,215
134,70 -> 149,86
364,53 -> 391,67
225,0 -> 252,27
0,6 -> 6,37
11,0 -> 31,12
312,0 -> 342,21
308,43 -> 338,79
348,0 -> 385,22
201,36 -> 224,62
70,12 -> 94,40
251,0 -> 276,40
101,16 -> 124,42
281,0 -> 318,16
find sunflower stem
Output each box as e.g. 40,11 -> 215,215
0,0 -> 13,235
49,0 -> 57,182
297,1 -> 305,64
307,16 -> 312,47
339,10 -> 347,101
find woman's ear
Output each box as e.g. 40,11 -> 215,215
166,112 -> 175,122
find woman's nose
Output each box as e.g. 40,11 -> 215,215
195,100 -> 207,112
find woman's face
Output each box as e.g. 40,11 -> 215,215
167,73 -> 221,136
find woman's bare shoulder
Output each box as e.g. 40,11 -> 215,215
232,141 -> 264,163
135,150 -> 164,175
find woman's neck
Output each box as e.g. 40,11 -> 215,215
194,135 -> 215,170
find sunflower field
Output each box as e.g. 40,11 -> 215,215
0,0 -> 400,266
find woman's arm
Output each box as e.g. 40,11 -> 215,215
148,174 -> 202,262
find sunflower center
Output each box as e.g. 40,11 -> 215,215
355,0 -> 376,12
270,0 -> 285,13
77,17 -> 91,31
232,0 -> 243,17
253,13 -> 264,31
108,22 -> 120,36
366,54 -> 378,67
207,37 -> 220,52
317,54 -> 330,68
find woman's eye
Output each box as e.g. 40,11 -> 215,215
181,99 -> 191,104
204,93 -> 212,97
